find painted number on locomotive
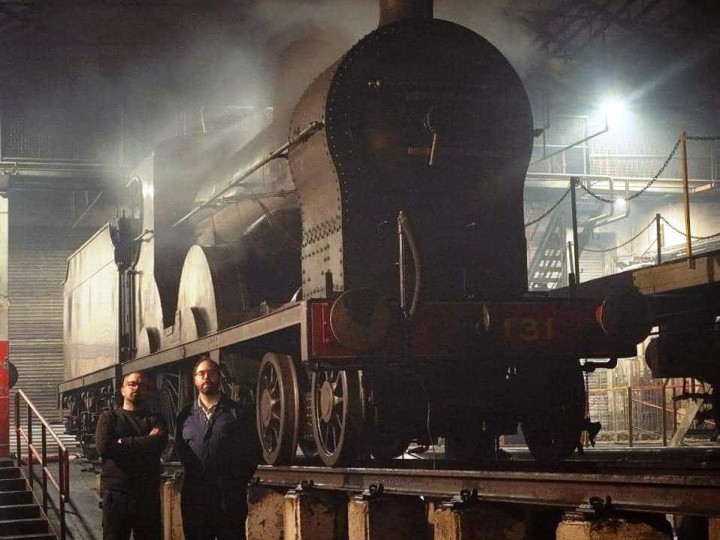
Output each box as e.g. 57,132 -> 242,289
503,317 -> 554,341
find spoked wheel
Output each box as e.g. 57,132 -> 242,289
158,372 -> 181,460
256,353 -> 299,465
311,369 -> 362,467
521,367 -> 586,463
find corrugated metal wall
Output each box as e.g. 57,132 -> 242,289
9,188 -> 95,422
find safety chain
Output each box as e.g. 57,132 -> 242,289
584,218 -> 655,253
524,188 -> 571,227
576,138 -> 682,204
523,133 -> 717,229
660,216 -> 720,240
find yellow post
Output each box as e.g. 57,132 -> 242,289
627,386 -> 634,448
680,131 -> 694,268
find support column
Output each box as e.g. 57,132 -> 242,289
557,510 -> 672,540
348,490 -> 427,539
247,485 -> 285,540
162,476 -> 184,540
0,194 -> 8,459
710,518 -> 720,540
433,496 -> 526,540
284,485 -> 347,540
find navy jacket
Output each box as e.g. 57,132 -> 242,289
176,396 -> 259,492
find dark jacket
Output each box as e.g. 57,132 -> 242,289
176,396 -> 259,492
95,408 -> 167,495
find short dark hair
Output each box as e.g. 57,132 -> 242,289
192,356 -> 219,375
122,371 -> 154,388
122,371 -> 145,384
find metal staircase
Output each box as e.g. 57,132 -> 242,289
528,213 -> 567,291
0,458 -> 56,540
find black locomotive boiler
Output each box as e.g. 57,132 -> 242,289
60,0 -> 649,466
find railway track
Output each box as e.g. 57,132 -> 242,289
253,455 -> 720,516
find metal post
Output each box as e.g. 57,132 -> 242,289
27,405 -> 33,489
570,177 -> 581,283
59,447 -> 66,540
14,392 -> 19,463
672,385 -> 678,434
661,379 -> 669,447
627,386 -> 634,448
656,213 -> 662,265
680,132 -> 694,268
41,426 -> 47,514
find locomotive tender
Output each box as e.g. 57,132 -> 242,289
60,0 -> 649,465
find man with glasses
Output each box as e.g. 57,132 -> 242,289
95,371 -> 167,540
176,356 -> 259,540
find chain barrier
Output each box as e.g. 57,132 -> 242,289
660,216 -> 720,240
577,138 -> 682,204
583,219 -> 656,253
523,133 -> 719,230
524,188 -> 571,228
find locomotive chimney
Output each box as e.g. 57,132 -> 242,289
378,0 -> 433,27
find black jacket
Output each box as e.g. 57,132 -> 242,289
176,396 -> 259,492
95,408 -> 167,495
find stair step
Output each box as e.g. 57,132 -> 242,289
0,479 -> 27,492
0,535 -> 55,540
10,424 -> 79,454
0,469 -> 21,480
0,518 -> 48,535
0,505 -> 40,520
0,460 -> 13,469
0,492 -> 32,506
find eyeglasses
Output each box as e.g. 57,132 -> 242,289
194,370 -> 220,379
124,381 -> 148,389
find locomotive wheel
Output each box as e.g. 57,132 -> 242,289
158,369 -> 193,461
311,369 -> 362,467
521,367 -> 585,463
256,353 -> 299,465
369,434 -> 409,460
159,373 -> 180,460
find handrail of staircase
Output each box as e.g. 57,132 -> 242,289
14,388 -> 69,540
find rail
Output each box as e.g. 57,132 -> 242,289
255,461 -> 720,516
15,389 -> 69,540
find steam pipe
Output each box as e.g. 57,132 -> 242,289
379,0 -> 433,27
173,120 -> 324,228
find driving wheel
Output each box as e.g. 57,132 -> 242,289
521,367 -> 586,463
311,369 -> 362,467
256,353 -> 299,465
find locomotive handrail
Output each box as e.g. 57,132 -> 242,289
15,388 -> 69,540
173,120 -> 325,228
398,211 -> 421,319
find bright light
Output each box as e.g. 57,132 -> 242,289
602,97 -> 629,124
613,198 -> 627,212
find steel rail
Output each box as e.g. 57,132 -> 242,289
255,464 -> 720,517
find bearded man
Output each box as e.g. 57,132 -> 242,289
176,356 -> 259,540
95,371 -> 167,540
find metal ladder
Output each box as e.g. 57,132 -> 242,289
528,213 -> 566,291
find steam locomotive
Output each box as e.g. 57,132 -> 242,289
60,0 -> 650,466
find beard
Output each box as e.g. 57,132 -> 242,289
199,381 -> 220,395
125,391 -> 147,405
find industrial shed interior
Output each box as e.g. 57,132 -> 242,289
0,0 -> 718,539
